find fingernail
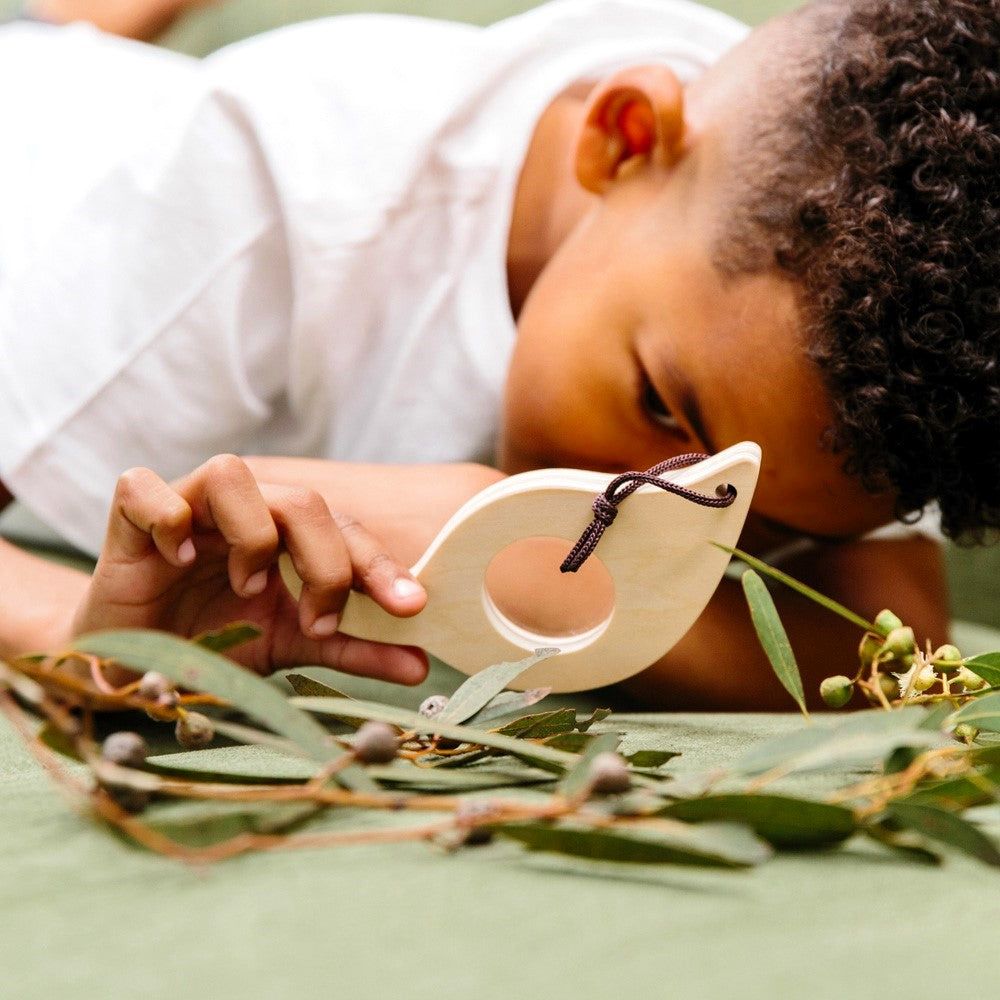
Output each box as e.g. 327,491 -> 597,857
392,577 -> 423,600
243,569 -> 269,596
311,613 -> 340,638
177,538 -> 196,564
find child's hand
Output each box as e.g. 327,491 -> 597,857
71,454 -> 429,683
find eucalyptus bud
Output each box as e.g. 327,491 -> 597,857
858,632 -> 883,670
930,645 -> 963,674
137,671 -> 174,700
352,722 -> 399,764
953,723 -> 979,744
819,675 -> 854,709
101,731 -> 149,769
587,752 -> 632,795
873,609 -> 904,637
955,666 -> 989,691
880,626 -> 916,662
175,711 -> 215,749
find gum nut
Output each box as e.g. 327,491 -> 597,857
353,722 -> 399,764
101,731 -> 149,768
953,723 -> 979,743
858,632 -> 883,668
874,609 -> 904,637
956,666 -> 988,691
877,673 -> 901,700
931,644 -> 963,673
819,675 -> 854,709
137,671 -> 174,699
587,752 -> 632,795
418,694 -> 449,719
175,711 -> 215,749
882,626 -> 917,659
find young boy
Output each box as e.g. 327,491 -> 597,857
1,0 -> 996,709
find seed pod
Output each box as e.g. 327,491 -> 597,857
880,626 -> 916,661
955,666 -> 988,691
587,752 -> 631,795
819,675 -> 853,709
873,609 -> 904,637
418,694 -> 449,719
953,723 -> 979,744
137,671 -> 174,700
876,672 -> 901,701
930,645 -> 963,674
101,731 -> 149,768
175,711 -> 215,749
858,632 -> 883,670
352,722 -> 399,764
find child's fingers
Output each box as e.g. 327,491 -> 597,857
106,467 -> 195,566
330,510 -> 427,615
173,454 -> 281,597
276,633 -> 429,686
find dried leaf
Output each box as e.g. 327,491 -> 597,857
661,793 -> 856,849
741,570 -> 808,719
437,648 -> 560,725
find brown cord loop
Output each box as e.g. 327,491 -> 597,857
560,454 -> 737,573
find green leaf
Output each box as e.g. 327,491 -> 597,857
715,544 -> 875,632
291,696 -> 579,773
661,793 -> 856,849
494,708 -> 579,739
437,648 -> 560,725
951,691 -> 1000,733
576,707 -> 613,732
902,767 -> 1000,812
886,801 -> 1000,866
864,823 -> 943,866
148,800 -> 319,847
625,750 -> 681,769
494,818 -> 772,868
193,621 -> 263,653
284,672 -> 352,700
464,687 -> 551,727
735,708 -> 941,776
72,630 -> 337,763
962,653 -> 1000,688
557,730 -> 621,797
147,745 -> 319,783
741,570 -> 808,718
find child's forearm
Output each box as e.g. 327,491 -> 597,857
0,535 -> 90,660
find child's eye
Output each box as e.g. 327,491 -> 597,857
642,380 -> 682,432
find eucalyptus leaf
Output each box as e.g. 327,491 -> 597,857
464,687 -> 552,727
494,818 -> 772,868
576,707 -> 613,732
148,801 -> 319,847
543,731 -> 598,753
557,731 -> 621,797
291,696 -> 579,773
864,823 -> 943,866
735,708 -> 941,777
437,648 -> 560,724
886,801 -> 1000,866
952,690 -> 1000,733
741,570 -> 808,718
148,745 -> 319,782
284,672 -> 352,700
661,793 -> 856,849
72,631 -> 336,762
901,767 -> 1000,812
494,708 -> 578,739
193,622 -> 263,653
625,750 -> 680,769
962,652 -> 1000,688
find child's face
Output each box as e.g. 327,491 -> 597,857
499,21 -> 896,547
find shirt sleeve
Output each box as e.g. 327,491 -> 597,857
0,84 -> 293,555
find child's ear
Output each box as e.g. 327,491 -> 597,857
574,65 -> 686,194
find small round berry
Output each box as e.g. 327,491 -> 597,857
101,731 -> 149,768
874,609 -> 904,637
930,644 -> 963,674
819,675 -> 854,709
137,671 -> 174,700
418,694 -> 449,719
175,711 -> 215,749
587,752 -> 631,795
352,722 -> 399,764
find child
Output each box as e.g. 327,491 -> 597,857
1,0 -> 996,709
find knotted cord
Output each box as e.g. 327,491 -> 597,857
559,454 -> 737,573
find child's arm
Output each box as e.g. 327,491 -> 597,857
1,456 -> 432,683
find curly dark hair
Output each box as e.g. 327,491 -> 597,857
718,0 -> 1000,541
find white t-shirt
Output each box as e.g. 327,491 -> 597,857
0,0 -> 747,554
